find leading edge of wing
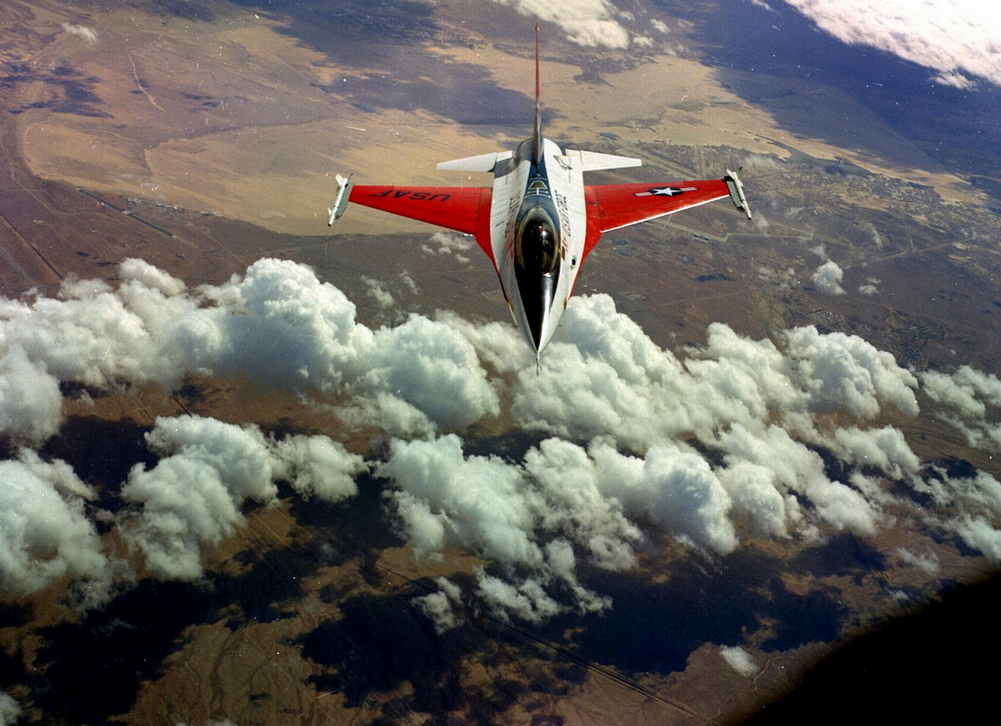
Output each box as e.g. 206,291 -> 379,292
348,185 -> 492,238
587,179 -> 730,233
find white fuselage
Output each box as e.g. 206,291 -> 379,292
489,138 -> 588,359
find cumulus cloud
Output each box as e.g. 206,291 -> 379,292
413,577 -> 464,634
720,645 -> 758,676
7,255 -> 1001,624
784,0 -> 1001,89
271,435 -> 366,503
60,23 -> 97,43
362,276 -> 394,308
487,0 -> 631,48
895,547 -> 940,575
952,515 -> 1001,564
0,258 -> 498,445
122,415 -> 365,580
380,435 -> 639,619
812,259 -> 846,294
379,422 -> 895,624
475,568 -> 564,623
831,426 -> 921,479
422,232 -> 474,262
122,416 -> 282,580
417,294 -> 943,603
0,408 -> 367,605
593,442 -> 737,554
920,365 -> 1001,451
379,435 -> 543,565
0,450 -> 114,609
782,325 -> 919,418
859,277 -> 880,295
720,423 -> 880,536
496,295 -> 919,451
0,692 -> 21,726
359,315 -> 499,433
0,346 -> 62,443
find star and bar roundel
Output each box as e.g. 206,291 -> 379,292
633,185 -> 699,197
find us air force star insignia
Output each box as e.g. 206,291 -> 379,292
634,186 -> 698,197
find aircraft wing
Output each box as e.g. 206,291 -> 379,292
347,185 -> 492,237
586,179 -> 733,233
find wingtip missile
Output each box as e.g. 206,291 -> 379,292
327,173 -> 354,225
724,169 -> 752,220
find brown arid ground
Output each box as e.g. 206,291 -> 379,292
2,1 -> 1001,725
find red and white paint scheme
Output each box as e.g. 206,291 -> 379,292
329,25 -> 752,367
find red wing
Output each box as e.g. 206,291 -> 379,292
349,185 -> 491,237
587,180 -> 730,233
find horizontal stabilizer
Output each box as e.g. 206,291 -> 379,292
437,151 -> 514,173
575,150 -> 643,172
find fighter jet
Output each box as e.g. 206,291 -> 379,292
328,25 -> 751,368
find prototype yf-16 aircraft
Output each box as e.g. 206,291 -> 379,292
328,25 -> 751,368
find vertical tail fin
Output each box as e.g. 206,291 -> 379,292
533,22 -> 543,165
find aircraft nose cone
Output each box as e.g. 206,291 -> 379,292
527,307 -> 545,353
518,272 -> 556,357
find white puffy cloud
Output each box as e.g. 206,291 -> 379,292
859,279 -> 880,296
380,435 -> 543,565
210,257 -> 369,392
422,232 -> 474,262
785,0 -> 1001,89
831,426 -> 921,479
475,568 -> 565,623
719,423 -> 879,536
60,23 -> 97,43
0,451 -> 113,608
362,276 -> 394,308
812,259 -> 846,295
428,294 -> 935,580
782,326 -> 919,418
594,443 -> 737,554
360,315 -> 499,433
0,258 -> 499,446
720,645 -> 757,676
0,346 -> 62,443
718,461 -> 791,539
895,548 -> 940,575
413,576 -> 464,634
271,435 -> 365,503
501,295 -> 918,451
487,0 -> 631,48
474,568 -> 564,620
381,435 -> 645,620
952,515 -> 1001,564
122,416 -> 280,580
0,411 -> 368,600
524,439 -> 643,569
0,692 -> 21,726
920,365 -> 1001,450
437,310 -> 533,374
121,415 -> 366,580
8,251 -> 1001,627
0,268 -> 190,392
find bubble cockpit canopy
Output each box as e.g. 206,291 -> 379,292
516,209 -> 560,275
